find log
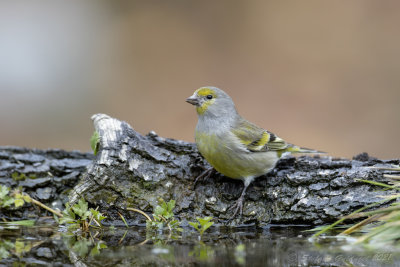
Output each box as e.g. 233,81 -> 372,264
70,114 -> 399,227
1,114 -> 398,227
0,146 -> 93,220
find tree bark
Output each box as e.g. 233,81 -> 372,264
0,146 -> 93,220
70,114 -> 399,227
1,113 -> 398,227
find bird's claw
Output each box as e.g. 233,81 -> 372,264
193,167 -> 214,188
228,196 -> 244,219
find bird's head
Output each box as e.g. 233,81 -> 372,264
186,86 -> 237,118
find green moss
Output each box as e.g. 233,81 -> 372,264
141,181 -> 156,191
91,190 -> 118,205
11,172 -> 37,181
11,172 -> 27,181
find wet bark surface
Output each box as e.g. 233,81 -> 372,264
1,114 -> 399,227
0,146 -> 93,220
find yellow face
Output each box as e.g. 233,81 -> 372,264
195,87 -> 217,98
186,87 -> 217,115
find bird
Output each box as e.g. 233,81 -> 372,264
186,86 -> 322,218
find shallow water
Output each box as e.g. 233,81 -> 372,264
0,223 -> 398,267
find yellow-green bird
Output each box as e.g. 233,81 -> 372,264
186,86 -> 321,218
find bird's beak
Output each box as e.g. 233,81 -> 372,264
186,95 -> 199,106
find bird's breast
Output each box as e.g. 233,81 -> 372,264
195,131 -> 278,179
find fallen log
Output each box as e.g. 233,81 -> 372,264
70,114 -> 399,227
0,146 -> 93,220
1,114 -> 398,227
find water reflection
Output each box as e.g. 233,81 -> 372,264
0,224 -> 399,266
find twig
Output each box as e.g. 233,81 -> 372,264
126,207 -> 152,222
157,215 -> 172,232
339,213 -> 384,235
355,179 -> 398,190
312,194 -> 399,238
27,194 -> 63,217
118,212 -> 129,228
88,206 -> 101,227
384,174 -> 400,180
118,230 -> 128,244
346,205 -> 400,219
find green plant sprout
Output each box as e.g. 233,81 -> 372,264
189,217 -> 214,237
0,239 -> 40,260
0,240 -> 14,260
90,131 -> 100,155
188,242 -> 215,262
146,199 -> 182,232
58,198 -> 107,231
234,243 -> 246,265
62,234 -> 107,258
0,185 -> 63,221
0,185 -> 31,208
1,185 -> 106,232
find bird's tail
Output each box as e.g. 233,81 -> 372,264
285,144 -> 325,154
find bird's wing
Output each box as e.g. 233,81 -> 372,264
231,118 -> 288,152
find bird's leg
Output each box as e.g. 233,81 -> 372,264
229,180 -> 251,219
193,167 -> 215,188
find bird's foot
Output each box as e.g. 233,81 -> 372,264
193,167 -> 215,188
228,195 -> 244,219
227,181 -> 251,220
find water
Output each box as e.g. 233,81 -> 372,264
0,223 -> 398,266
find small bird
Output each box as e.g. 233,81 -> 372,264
186,86 -> 321,218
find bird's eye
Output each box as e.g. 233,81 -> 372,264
206,95 -> 213,100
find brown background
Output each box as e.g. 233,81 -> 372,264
1,1 -> 399,159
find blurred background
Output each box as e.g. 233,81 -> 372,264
0,0 -> 399,159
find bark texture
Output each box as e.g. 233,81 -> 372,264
0,146 -> 93,220
1,114 -> 399,227
70,114 -> 399,226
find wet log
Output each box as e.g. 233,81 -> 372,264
1,114 -> 399,227
0,146 -> 93,220
70,114 -> 399,227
